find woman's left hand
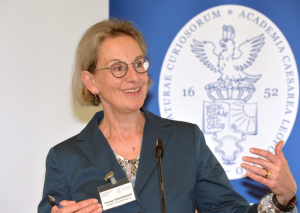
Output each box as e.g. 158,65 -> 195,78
241,140 -> 297,206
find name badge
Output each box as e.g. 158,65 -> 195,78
98,177 -> 136,211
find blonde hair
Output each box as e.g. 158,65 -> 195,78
72,18 -> 152,106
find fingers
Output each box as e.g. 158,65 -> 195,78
248,147 -> 280,164
249,141 -> 285,165
242,156 -> 278,172
51,201 -> 76,213
245,170 -> 271,185
76,203 -> 102,213
241,163 -> 268,178
243,142 -> 288,175
91,206 -> 103,213
275,140 -> 285,158
67,199 -> 98,212
60,200 -> 76,207
57,199 -> 101,213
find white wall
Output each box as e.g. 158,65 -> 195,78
0,1 -> 108,212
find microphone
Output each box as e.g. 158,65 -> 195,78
156,138 -> 164,158
156,138 -> 166,213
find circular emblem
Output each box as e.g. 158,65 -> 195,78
159,5 -> 299,180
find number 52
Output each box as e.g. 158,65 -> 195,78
264,88 -> 278,98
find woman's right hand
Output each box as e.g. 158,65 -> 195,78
51,199 -> 102,213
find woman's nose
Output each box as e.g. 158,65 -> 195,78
126,63 -> 139,80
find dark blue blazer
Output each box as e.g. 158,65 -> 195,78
38,108 -> 258,212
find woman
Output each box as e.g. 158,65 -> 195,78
38,19 -> 297,213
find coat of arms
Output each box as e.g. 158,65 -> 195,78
191,25 -> 265,165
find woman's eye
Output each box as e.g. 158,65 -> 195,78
135,62 -> 143,68
113,64 -> 125,71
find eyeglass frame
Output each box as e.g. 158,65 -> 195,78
88,57 -> 151,78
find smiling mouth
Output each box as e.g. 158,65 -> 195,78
122,87 -> 140,93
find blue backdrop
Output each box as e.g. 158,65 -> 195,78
110,0 -> 300,209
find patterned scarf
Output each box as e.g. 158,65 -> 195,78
113,151 -> 140,187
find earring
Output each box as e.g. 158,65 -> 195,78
93,93 -> 100,106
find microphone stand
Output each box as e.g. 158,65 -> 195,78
156,139 -> 166,213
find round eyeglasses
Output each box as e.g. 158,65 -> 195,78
89,57 -> 150,78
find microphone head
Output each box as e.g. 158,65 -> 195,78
156,138 -> 164,158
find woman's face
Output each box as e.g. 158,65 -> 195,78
93,35 -> 148,112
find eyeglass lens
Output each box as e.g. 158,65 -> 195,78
111,58 -> 150,78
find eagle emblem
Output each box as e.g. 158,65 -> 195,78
191,25 -> 265,95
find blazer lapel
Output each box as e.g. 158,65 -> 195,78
76,108 -> 172,208
134,108 -> 173,195
77,111 -> 126,182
